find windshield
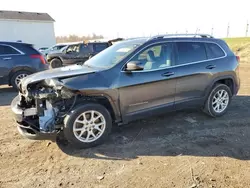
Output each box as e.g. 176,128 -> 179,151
84,39 -> 147,68
60,45 -> 68,52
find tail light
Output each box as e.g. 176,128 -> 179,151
236,55 -> 240,62
30,54 -> 46,64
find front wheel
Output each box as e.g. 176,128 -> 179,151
63,103 -> 112,149
203,84 -> 232,117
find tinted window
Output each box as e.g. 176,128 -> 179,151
176,42 -> 207,65
0,45 -> 20,55
94,43 -> 109,52
130,43 -> 175,70
80,44 -> 91,54
206,43 -> 225,59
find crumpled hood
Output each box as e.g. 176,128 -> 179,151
20,64 -> 98,91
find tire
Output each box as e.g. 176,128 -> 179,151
10,70 -> 32,89
50,58 -> 62,69
203,84 -> 232,117
62,103 -> 112,149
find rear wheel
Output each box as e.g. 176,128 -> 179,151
203,84 -> 232,117
10,70 -> 31,89
50,58 -> 62,69
63,103 -> 112,149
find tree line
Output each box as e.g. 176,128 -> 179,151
56,33 -> 104,43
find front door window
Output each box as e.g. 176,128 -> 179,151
129,43 -> 175,71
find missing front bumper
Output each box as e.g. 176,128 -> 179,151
11,95 -> 57,140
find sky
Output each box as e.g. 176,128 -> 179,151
2,0 -> 250,38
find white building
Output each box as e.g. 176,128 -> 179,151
0,10 -> 56,49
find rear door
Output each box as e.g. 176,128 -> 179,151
0,44 -> 22,84
78,44 -> 91,62
173,41 -> 225,108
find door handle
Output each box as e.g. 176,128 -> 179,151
162,72 -> 175,77
2,57 -> 12,61
206,65 -> 216,69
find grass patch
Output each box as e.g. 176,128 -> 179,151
223,37 -> 250,52
222,37 -> 250,63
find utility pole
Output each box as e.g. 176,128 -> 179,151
211,26 -> 214,36
227,23 -> 230,38
246,20 -> 249,37
195,28 -> 200,34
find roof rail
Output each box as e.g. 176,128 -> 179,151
125,37 -> 149,40
149,33 -> 214,40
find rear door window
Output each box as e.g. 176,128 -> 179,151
80,44 -> 91,54
206,43 -> 225,59
94,43 -> 109,53
0,45 -> 20,55
176,42 -> 207,65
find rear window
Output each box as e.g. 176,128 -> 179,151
176,42 -> 207,65
20,44 -> 40,54
0,45 -> 20,55
206,43 -> 225,59
94,43 -> 109,52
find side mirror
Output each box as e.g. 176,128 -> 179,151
126,61 -> 143,71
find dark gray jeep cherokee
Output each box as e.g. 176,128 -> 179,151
11,34 -> 240,148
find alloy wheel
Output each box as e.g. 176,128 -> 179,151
73,110 -> 106,143
212,89 -> 229,113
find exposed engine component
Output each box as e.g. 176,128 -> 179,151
15,79 -> 78,134
38,100 -> 57,132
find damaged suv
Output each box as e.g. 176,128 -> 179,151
11,34 -> 240,148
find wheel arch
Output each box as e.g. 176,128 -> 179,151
75,94 -> 122,123
8,66 -> 35,85
204,75 -> 236,100
48,56 -> 63,63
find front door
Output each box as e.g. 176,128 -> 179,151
118,42 -> 177,122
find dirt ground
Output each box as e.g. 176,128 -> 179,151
1,64 -> 250,188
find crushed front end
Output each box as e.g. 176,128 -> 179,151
11,78 -> 77,139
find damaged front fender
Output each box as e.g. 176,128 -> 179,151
19,64 -> 98,93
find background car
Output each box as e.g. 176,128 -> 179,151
41,43 -> 68,56
0,41 -> 48,89
38,47 -> 49,53
47,41 -> 112,68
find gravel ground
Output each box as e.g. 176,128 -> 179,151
0,64 -> 250,188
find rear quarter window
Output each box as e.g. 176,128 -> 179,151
206,43 -> 225,59
176,42 -> 207,65
18,44 -> 40,54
